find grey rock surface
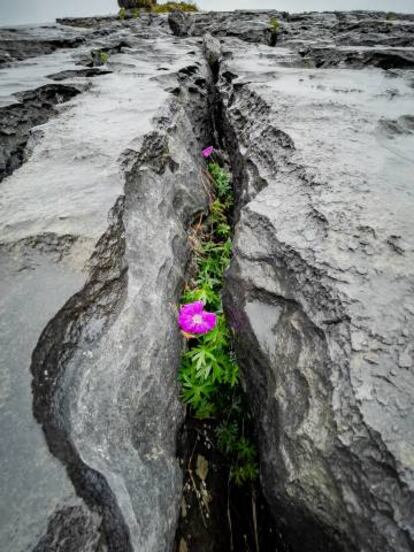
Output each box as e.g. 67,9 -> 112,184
214,19 -> 414,552
0,83 -> 83,182
0,24 -> 90,66
168,11 -> 191,37
171,10 -> 414,66
0,18 -> 209,552
1,9 -> 414,552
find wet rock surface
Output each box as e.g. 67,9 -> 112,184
0,25 -> 89,66
0,83 -> 83,182
169,9 -> 414,57
0,9 -> 413,552
210,16 -> 414,552
0,17 -> 209,552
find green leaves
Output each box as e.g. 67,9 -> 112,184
183,330 -> 239,386
231,462 -> 259,486
208,163 -> 232,199
98,51 -> 109,64
196,239 -> 231,284
269,16 -> 280,32
217,223 -> 231,238
217,421 -> 239,454
184,344 -> 216,380
178,154 -> 258,485
182,283 -> 218,310
236,437 -> 257,463
179,359 -> 216,415
151,2 -> 199,13
217,421 -> 259,486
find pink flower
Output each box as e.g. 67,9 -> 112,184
201,146 -> 214,159
178,301 -> 217,336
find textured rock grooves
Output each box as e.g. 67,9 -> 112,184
2,11 -> 414,552
217,77 -> 354,551
25,50 -> 211,550
202,37 -> 343,552
31,196 -> 131,550
205,34 -> 414,552
0,84 -> 83,182
0,34 -> 85,66
173,40 -> 290,552
23,31 -> 285,551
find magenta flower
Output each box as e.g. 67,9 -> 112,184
178,301 -> 217,336
202,146 -> 215,159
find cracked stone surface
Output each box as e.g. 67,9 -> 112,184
0,18 -> 209,552
210,16 -> 414,552
1,9 -> 414,552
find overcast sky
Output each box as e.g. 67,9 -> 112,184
0,0 -> 413,26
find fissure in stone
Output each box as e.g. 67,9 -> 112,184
0,9 -> 413,552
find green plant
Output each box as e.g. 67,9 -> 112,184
132,7 -> 140,17
152,1 -> 198,13
98,51 -> 109,64
119,7 -> 126,19
215,402 -> 259,486
269,16 -> 280,33
231,460 -> 259,486
386,12 -> 397,21
208,162 -> 232,199
178,153 -> 258,486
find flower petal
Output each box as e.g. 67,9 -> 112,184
178,302 -> 217,335
178,313 -> 195,333
201,146 -> 214,158
179,300 -> 204,317
202,312 -> 217,331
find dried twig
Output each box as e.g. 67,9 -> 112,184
252,486 -> 260,552
227,474 -> 234,551
201,167 -> 216,204
194,212 -> 204,234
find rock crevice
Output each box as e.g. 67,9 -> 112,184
1,11 -> 414,552
201,27 -> 414,552
0,25 -> 211,551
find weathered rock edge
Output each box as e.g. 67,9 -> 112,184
169,10 -> 414,68
30,92 -> 210,550
200,36 -> 414,552
0,83 -> 85,183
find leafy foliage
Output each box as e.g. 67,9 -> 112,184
386,12 -> 397,21
117,0 -> 195,19
98,51 -> 109,64
178,155 -> 258,486
231,461 -> 259,486
152,2 -> 198,13
208,162 -> 232,199
269,16 -> 280,33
